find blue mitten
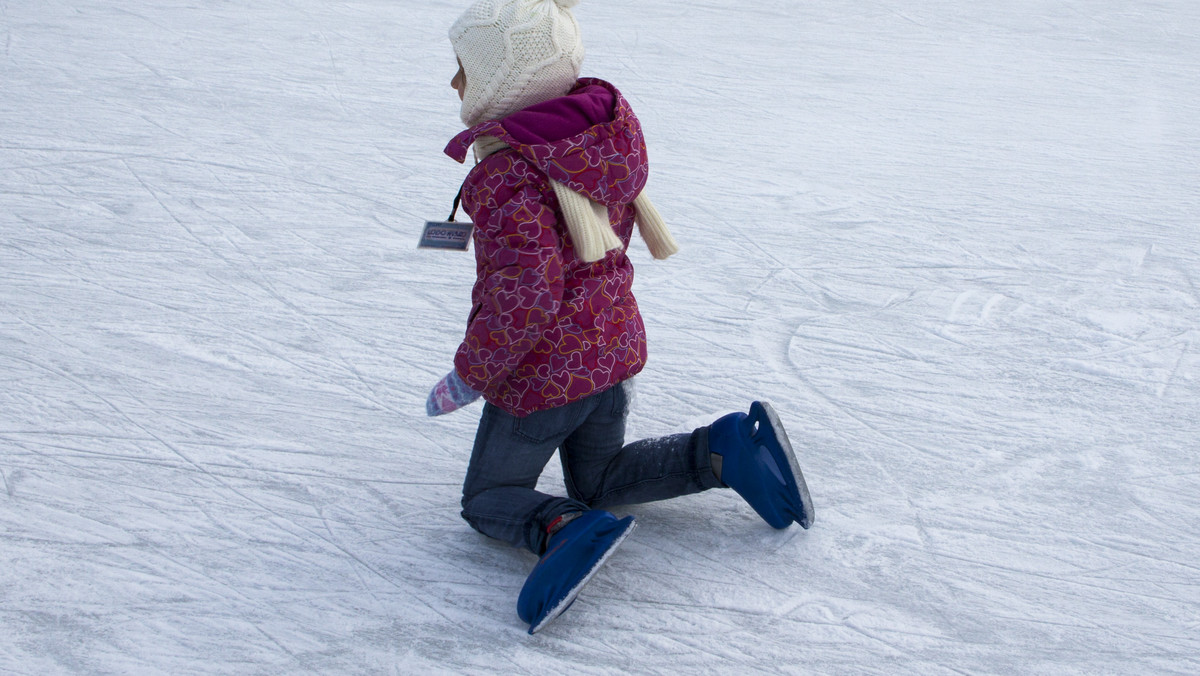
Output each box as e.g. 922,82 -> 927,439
426,370 -> 482,416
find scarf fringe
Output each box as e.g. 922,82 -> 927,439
632,191 -> 679,260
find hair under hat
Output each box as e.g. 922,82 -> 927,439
450,0 -> 585,127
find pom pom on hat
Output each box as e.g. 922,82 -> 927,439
450,0 -> 585,126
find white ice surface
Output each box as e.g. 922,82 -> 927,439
2,1 -> 1199,673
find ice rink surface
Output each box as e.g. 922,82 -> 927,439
2,1 -> 1198,673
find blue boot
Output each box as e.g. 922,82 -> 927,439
709,401 -> 814,529
517,510 -> 636,634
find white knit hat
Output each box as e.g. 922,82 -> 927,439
450,0 -> 585,127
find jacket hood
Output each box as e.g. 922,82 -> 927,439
445,78 -> 648,207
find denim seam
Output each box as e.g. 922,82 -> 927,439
591,469 -> 700,505
465,512 -> 527,526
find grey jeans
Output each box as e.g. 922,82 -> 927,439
460,383 -> 721,554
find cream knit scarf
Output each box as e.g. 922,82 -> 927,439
474,136 -> 679,263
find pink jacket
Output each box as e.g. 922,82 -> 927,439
444,78 -> 649,417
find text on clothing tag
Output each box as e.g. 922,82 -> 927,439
418,221 -> 473,251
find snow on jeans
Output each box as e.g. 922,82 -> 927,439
461,383 -> 723,554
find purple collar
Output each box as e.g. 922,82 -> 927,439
500,84 -> 616,145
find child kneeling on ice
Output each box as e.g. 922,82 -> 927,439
426,0 -> 814,633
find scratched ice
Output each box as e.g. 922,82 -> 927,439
2,1 -> 1198,673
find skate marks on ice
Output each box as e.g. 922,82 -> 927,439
774,225 -> 1200,670
4,0 -> 1200,674
637,192 -> 1200,670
